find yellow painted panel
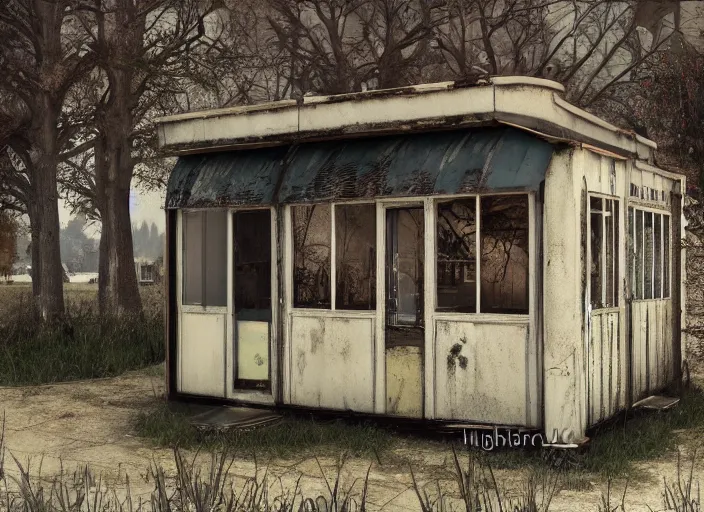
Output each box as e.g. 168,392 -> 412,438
385,346 -> 422,418
236,321 -> 269,381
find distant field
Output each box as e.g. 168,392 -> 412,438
0,282 -> 164,317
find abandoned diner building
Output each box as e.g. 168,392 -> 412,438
156,77 -> 687,446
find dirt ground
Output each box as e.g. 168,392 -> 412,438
0,367 -> 702,512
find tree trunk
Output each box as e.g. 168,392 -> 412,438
28,204 -> 42,299
95,127 -> 142,317
97,175 -> 142,317
33,96 -> 65,321
94,0 -> 145,317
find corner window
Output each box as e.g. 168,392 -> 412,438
292,204 -> 331,309
629,206 -> 670,300
335,204 -> 376,310
589,197 -> 619,309
435,194 -> 529,315
182,210 -> 227,306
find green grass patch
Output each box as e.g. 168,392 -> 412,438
135,402 -> 398,459
0,285 -> 164,385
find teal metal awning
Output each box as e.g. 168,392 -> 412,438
166,127 -> 554,209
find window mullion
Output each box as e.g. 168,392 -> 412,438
601,203 -> 606,307
202,212 -> 207,307
660,213 -> 664,299
651,211 -> 655,299
330,204 -> 336,311
475,195 -> 481,314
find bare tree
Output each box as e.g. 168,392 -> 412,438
54,0 -> 217,316
0,0 -> 94,320
265,0 -> 445,95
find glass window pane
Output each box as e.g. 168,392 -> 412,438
480,195 -> 529,314
336,204 -> 376,310
293,204 -> 331,308
590,197 -> 603,308
436,198 -> 476,313
613,200 -> 619,306
628,207 -> 634,298
654,214 -> 662,298
183,211 -> 203,305
644,212 -> 653,300
636,210 -> 644,299
664,216 -> 670,298
204,210 -> 228,307
605,201 -> 615,307
234,210 -> 271,316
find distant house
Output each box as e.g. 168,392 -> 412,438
135,258 -> 157,285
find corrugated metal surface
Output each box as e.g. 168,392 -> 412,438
166,147 -> 289,209
166,127 -> 554,208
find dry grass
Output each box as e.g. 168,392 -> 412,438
0,284 -> 165,386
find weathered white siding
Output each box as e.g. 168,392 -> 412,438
543,149 -> 587,443
434,318 -> 536,426
631,300 -> 673,400
179,312 -> 226,396
288,313 -> 376,412
587,310 -> 626,424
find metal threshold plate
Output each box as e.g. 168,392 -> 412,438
633,395 -> 681,411
189,406 -> 281,430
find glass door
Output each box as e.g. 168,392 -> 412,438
385,207 -> 424,417
233,210 -> 272,391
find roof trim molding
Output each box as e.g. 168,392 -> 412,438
155,76 -> 655,160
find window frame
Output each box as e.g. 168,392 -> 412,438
434,192 -> 531,316
289,200 -> 377,312
588,194 -> 620,310
286,193 -> 533,318
628,204 -> 671,301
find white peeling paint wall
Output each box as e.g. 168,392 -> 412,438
543,148 -> 587,443
288,313 -> 376,412
434,318 -> 538,426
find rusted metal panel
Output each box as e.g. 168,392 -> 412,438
434,320 -> 535,426
166,147 -> 289,209
179,312 -> 226,397
165,127 -> 554,209
385,346 -> 423,417
289,315 -> 375,413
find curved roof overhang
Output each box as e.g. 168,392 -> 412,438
155,76 -> 656,162
166,126 -> 554,209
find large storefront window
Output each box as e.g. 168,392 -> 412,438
436,194 -> 529,314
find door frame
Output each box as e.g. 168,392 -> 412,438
374,199 -> 433,417
225,206 -> 278,404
